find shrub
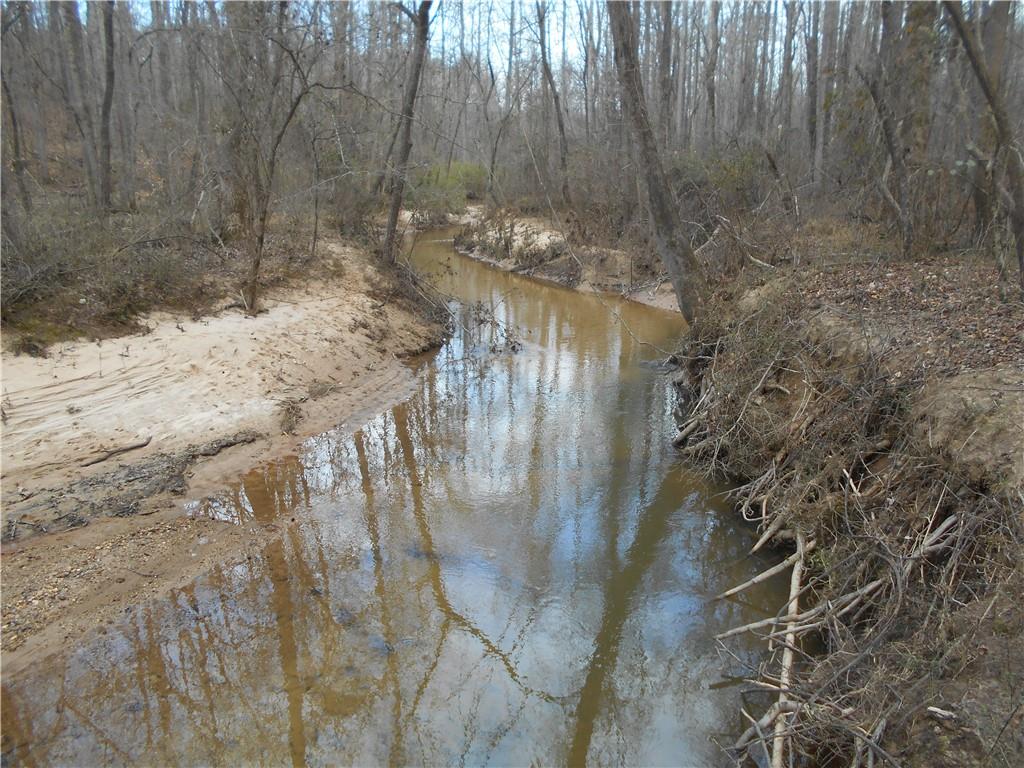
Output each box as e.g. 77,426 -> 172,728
407,161 -> 488,216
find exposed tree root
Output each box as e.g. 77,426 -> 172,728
677,289 -> 1022,767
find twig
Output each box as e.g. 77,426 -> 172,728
80,436 -> 153,467
771,530 -> 806,768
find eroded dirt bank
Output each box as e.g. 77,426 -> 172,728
0,239 -> 443,670
672,260 -> 1024,767
451,208 -> 683,312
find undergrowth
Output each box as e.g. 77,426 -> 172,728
675,289 -> 1022,766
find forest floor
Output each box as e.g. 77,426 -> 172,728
0,237 -> 443,673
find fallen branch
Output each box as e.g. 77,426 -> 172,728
672,418 -> 701,447
750,508 -> 786,554
717,539 -> 816,600
81,436 -> 153,467
771,530 -> 806,768
734,700 -> 800,751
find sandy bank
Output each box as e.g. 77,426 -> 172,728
1,238 -> 442,669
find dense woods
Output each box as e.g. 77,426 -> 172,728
3,5 -> 1024,768
2,1 -> 1023,327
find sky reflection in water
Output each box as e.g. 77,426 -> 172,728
1,230 -> 786,767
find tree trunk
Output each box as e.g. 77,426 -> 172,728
607,1 -> 706,324
816,0 -> 840,183
99,1 -> 115,210
382,2 -> 432,265
59,2 -> 101,208
804,2 -> 820,162
537,2 -> 572,209
755,2 -> 774,137
704,2 -> 720,146
863,1 -> 912,259
944,1 -> 1024,291
150,0 -> 173,110
673,4 -> 688,147
963,1 -> 1009,239
115,1 -> 137,210
737,5 -> 756,137
780,2 -> 798,145
1,66 -> 33,214
657,1 -> 673,147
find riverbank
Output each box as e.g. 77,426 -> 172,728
434,205 -> 1023,761
2,223 -> 786,766
1,237 -> 443,671
449,207 -> 682,312
674,260 -> 1024,766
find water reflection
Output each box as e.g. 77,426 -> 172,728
2,230 -> 786,766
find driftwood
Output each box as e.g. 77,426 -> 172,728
750,509 -> 786,554
716,539 -> 816,600
771,531 -> 806,768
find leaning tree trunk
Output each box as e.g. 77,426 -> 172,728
381,1 -> 432,265
607,1 -> 706,324
944,1 -> 1024,292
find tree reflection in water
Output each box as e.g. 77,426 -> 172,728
2,232 -> 786,767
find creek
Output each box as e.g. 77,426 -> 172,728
1,228 -> 786,767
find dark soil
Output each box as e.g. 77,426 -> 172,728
2,431 -> 261,542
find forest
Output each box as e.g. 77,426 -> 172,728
2,0 -> 1023,326
2,2 -> 1023,768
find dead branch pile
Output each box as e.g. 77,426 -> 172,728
674,288 -> 1023,766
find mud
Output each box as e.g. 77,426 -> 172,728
2,237 -> 443,668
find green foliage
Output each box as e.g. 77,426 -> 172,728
407,161 -> 488,215
706,147 -> 766,210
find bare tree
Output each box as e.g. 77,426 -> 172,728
382,1 -> 432,265
4,0 -> 1024,324
804,1 -> 820,168
779,2 -> 799,147
704,2 -> 720,146
860,1 -> 913,259
607,0 -> 706,323
536,1 -> 572,209
98,1 -> 115,210
58,2 -> 101,208
945,0 -> 1024,290
1,5 -> 32,216
656,0 -> 673,146
209,2 -> 324,311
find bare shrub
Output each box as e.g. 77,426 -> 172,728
676,288 -> 1022,766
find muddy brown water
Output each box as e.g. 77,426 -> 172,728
2,229 -> 787,767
